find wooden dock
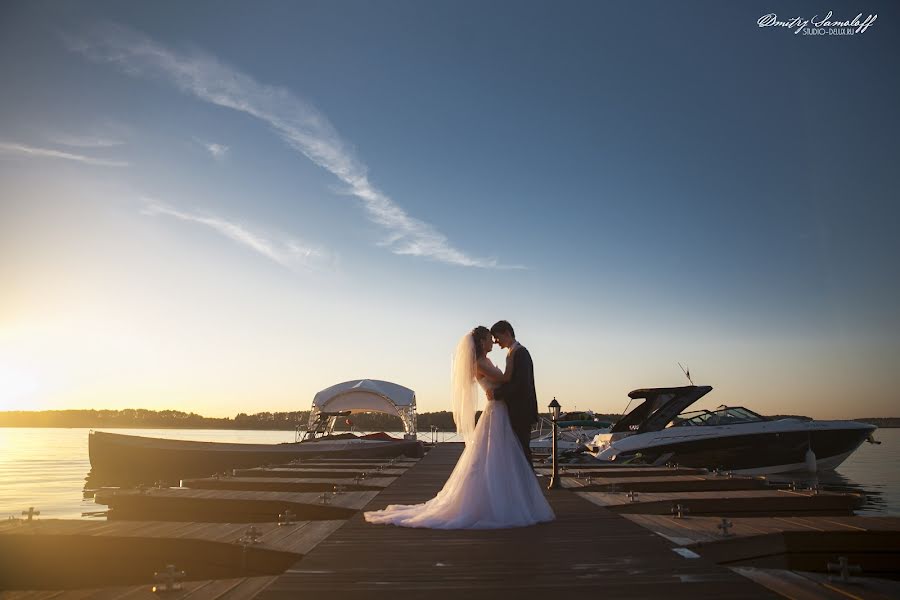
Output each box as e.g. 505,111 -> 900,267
3,444 -> 897,599
258,443 -> 779,599
577,489 -> 864,516
0,576 -> 281,600
543,465 -> 710,477
285,457 -> 419,464
562,473 -> 770,493
275,459 -> 416,468
0,519 -> 343,592
180,475 -> 396,492
230,467 -> 406,478
94,488 -> 379,522
620,513 -> 900,546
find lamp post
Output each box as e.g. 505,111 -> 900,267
548,397 -> 561,490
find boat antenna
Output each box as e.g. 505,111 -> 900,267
678,362 -> 694,386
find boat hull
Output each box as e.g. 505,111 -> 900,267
88,430 -> 423,481
592,422 -> 875,475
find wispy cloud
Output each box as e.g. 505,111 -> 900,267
195,139 -> 229,159
0,141 -> 128,167
69,22 -> 518,269
141,199 -> 333,272
49,133 -> 124,148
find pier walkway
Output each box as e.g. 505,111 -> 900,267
260,443 -> 777,599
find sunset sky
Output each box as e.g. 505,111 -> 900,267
2,1 -> 898,420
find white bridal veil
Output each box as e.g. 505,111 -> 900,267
451,331 -> 478,444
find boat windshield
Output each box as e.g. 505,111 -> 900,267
668,406 -> 768,427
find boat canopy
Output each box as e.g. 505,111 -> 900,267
308,379 -> 417,437
610,386 -> 713,434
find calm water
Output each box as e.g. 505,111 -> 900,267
0,427 -> 896,519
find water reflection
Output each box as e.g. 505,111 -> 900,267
1,427 -> 896,519
83,469 -> 184,492
767,470 -> 888,515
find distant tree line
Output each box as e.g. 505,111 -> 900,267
0,408 -> 462,431
1,409 -> 896,430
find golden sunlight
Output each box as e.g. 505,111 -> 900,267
0,363 -> 39,411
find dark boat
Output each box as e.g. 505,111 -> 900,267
88,429 -> 423,480
89,378 -> 425,482
588,386 -> 879,474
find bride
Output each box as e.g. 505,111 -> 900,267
364,326 -> 555,529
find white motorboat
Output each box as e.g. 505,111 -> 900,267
530,411 -> 611,455
588,386 -> 878,474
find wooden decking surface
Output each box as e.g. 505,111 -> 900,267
288,458 -> 419,464
94,488 -> 378,522
0,518 -> 344,556
96,488 -> 378,511
538,465 -> 709,477
0,520 -> 343,598
562,473 -> 770,493
277,460 -> 413,469
258,443 -> 778,599
230,467 -> 406,478
0,576 -> 280,600
577,489 -> 864,516
733,566 -> 900,600
181,476 -> 395,492
622,513 -> 900,546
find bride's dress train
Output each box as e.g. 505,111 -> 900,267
363,398 -> 555,530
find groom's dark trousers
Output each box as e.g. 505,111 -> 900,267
493,344 -> 539,467
512,422 -> 533,465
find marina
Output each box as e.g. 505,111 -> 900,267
2,441 -> 898,599
0,383 -> 895,598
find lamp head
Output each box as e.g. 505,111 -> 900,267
548,397 -> 561,421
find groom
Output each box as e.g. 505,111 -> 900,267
487,320 -> 538,465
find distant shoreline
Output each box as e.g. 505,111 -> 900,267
0,408 -> 460,431
1,409 -> 897,429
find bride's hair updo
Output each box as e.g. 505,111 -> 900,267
471,326 -> 491,359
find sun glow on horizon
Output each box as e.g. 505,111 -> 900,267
0,363 -> 40,411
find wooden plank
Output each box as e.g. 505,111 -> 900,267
93,488 -> 379,522
256,444 -> 778,600
180,476 -> 394,493
278,521 -> 345,555
792,569 -> 900,600
272,460 -> 412,469
562,474 -> 769,493
230,467 -> 404,478
0,593 -> 67,600
290,456 -> 419,462
729,567 -> 849,600
625,511 -> 897,544
577,489 -> 863,516
167,577 -> 244,600
0,518 -> 344,559
537,466 -> 709,477
214,576 -> 279,600
621,513 -> 900,576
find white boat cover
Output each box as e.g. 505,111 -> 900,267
309,379 -> 417,436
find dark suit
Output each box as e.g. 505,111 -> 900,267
493,344 -> 538,464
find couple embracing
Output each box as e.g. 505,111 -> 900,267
364,320 -> 555,530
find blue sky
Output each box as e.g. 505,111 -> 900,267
1,1 -> 898,418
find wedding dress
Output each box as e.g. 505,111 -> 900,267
363,334 -> 555,530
